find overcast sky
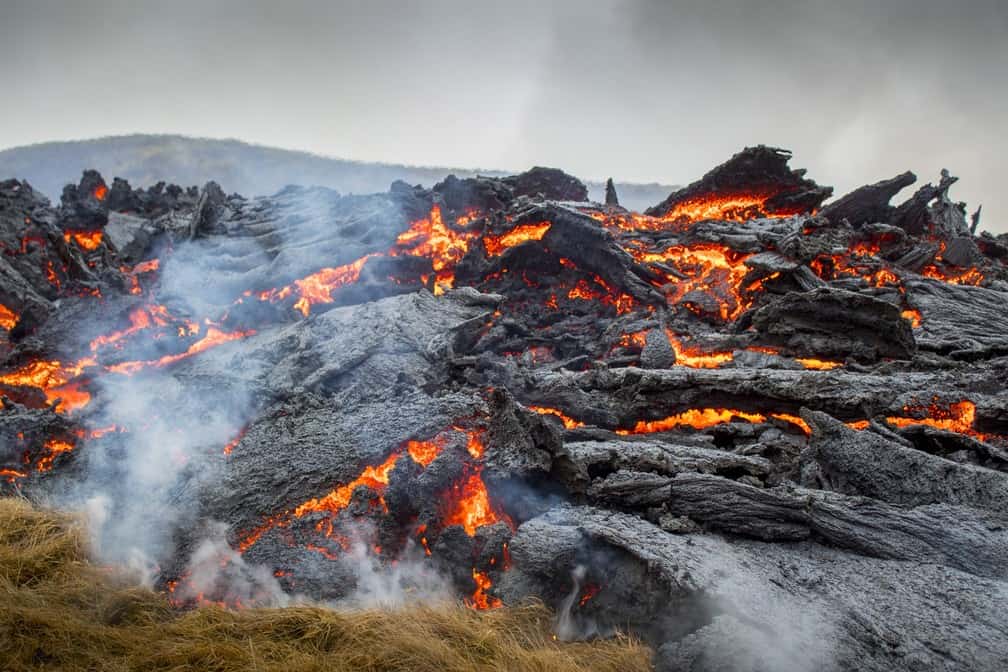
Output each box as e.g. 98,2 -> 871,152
2,0 -> 1005,230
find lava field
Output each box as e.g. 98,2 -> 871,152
2,146 -> 1007,670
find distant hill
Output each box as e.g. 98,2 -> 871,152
0,135 -> 676,212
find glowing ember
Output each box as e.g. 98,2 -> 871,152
579,583 -> 601,607
93,184 -> 108,201
63,230 -> 103,251
617,408 -> 767,434
484,222 -> 551,256
0,303 -> 19,330
45,261 -> 61,289
528,405 -> 585,429
223,428 -> 247,456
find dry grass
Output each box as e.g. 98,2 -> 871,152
0,497 -> 653,671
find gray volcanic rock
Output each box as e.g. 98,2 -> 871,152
502,505 -> 1008,671
800,409 -> 1008,511
751,287 -> 916,361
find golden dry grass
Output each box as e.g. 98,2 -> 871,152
0,497 -> 653,671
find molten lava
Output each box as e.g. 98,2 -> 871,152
469,569 -> 502,610
106,325 -> 256,375
63,230 -> 103,251
391,205 -> 475,295
794,358 -> 842,371
93,184 -> 108,201
658,192 -> 804,224
0,303 -> 18,330
442,469 -> 513,536
884,399 -> 986,440
632,243 -> 753,321
901,309 -> 923,328
617,408 -> 767,434
37,439 -> 74,472
665,330 -> 734,368
527,406 -> 585,429
484,222 -> 551,256
921,265 -> 984,286
0,358 -> 96,413
294,452 -> 400,518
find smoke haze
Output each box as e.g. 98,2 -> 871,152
1,0 -> 1004,229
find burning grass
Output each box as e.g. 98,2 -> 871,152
0,498 -> 652,672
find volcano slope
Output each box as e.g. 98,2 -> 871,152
1,146 -> 1007,671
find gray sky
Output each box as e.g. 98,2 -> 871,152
2,0 -> 1006,231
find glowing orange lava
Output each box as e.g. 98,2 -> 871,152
483,222 -> 551,256
921,265 -> 984,286
0,304 -> 19,330
665,330 -> 733,368
295,452 -> 400,517
658,192 -> 803,224
106,325 -> 255,375
884,400 -> 986,440
391,205 -> 475,295
469,569 -> 502,610
617,408 -> 767,434
37,439 -> 74,472
769,413 -> 812,435
0,468 -> 25,483
901,309 -> 922,328
633,243 -> 753,321
794,358 -> 842,371
528,405 -> 585,429
89,305 -> 172,351
63,230 -> 103,251
442,470 -> 513,536
93,185 -> 108,201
